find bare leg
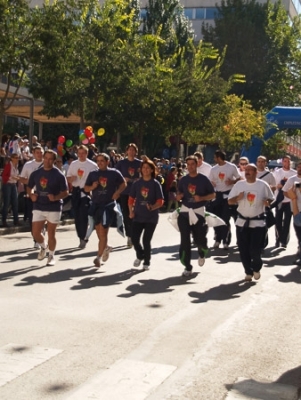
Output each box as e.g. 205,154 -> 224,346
95,224 -> 109,257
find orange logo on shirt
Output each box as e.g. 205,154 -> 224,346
141,187 -> 149,199
99,177 -> 107,188
218,172 -> 225,181
247,192 -> 256,205
40,177 -> 48,189
128,167 -> 135,177
77,169 -> 84,179
188,184 -> 196,196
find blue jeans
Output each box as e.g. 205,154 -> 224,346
2,183 -> 19,224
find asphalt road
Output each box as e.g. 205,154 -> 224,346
0,214 -> 300,400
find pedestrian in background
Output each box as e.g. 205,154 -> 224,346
1,153 -> 20,227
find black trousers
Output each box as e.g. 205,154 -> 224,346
212,197 -> 231,245
72,196 -> 90,240
275,202 -> 292,245
178,213 -> 208,271
24,197 -> 33,229
119,194 -> 132,238
131,221 -> 157,265
236,226 -> 266,276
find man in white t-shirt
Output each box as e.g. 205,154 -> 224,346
194,151 -> 212,178
283,160 -> 301,260
273,155 -> 296,248
67,145 -> 97,248
228,163 -> 274,281
209,150 -> 241,249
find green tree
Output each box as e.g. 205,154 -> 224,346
0,0 -> 34,144
202,0 -> 301,111
142,0 -> 194,56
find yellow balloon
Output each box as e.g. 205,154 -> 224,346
97,128 -> 105,136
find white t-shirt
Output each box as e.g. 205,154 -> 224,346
209,161 -> 241,193
274,168 -> 296,203
257,169 -> 276,187
228,179 -> 274,228
282,175 -> 301,211
20,159 -> 43,180
67,159 -> 97,189
197,161 -> 212,178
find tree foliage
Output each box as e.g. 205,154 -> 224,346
202,0 -> 301,111
0,0 -> 34,144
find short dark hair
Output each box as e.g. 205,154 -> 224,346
126,143 -> 138,153
185,155 -> 198,164
215,150 -> 226,160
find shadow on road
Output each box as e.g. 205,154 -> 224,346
225,365 -> 301,398
188,280 -> 255,303
118,274 -> 198,298
70,268 -> 144,290
275,266 -> 301,284
0,265 -> 45,282
14,266 -> 100,286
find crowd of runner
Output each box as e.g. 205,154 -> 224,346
1,134 -> 301,280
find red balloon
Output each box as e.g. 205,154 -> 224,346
90,137 -> 96,144
84,129 -> 93,138
58,135 -> 65,144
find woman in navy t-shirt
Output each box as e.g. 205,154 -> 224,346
128,159 -> 164,270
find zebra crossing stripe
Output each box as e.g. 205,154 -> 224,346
66,358 -> 177,399
0,343 -> 62,387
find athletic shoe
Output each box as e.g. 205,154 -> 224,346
79,239 -> 87,249
46,255 -> 56,266
133,259 -> 142,267
182,269 -> 193,277
143,264 -> 150,271
37,246 -> 48,261
34,242 -> 41,249
253,271 -> 261,280
127,237 -> 133,248
245,274 -> 253,282
102,246 -> 112,262
93,257 -> 101,268
213,241 -> 220,248
198,257 -> 205,267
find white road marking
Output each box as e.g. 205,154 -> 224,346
0,343 -> 62,387
66,358 -> 177,400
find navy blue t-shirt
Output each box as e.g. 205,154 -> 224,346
178,173 -> 214,209
28,167 -> 68,212
129,178 -> 164,224
85,168 -> 125,204
116,158 -> 141,195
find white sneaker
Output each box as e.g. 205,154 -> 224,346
133,259 -> 142,267
93,257 -> 101,268
102,246 -> 112,262
37,246 -> 48,261
245,274 -> 253,282
198,257 -> 205,267
127,237 -> 133,248
182,269 -> 193,277
213,241 -> 220,248
253,271 -> 261,280
143,264 -> 150,271
46,255 -> 55,266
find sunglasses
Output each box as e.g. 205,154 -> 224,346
240,163 -> 247,166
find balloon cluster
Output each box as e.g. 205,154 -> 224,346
78,126 -> 105,145
57,135 -> 73,157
